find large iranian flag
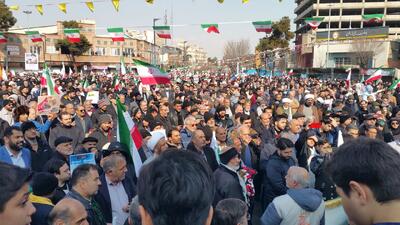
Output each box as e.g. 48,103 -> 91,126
305,17 -> 325,30
365,69 -> 383,83
134,60 -> 170,85
389,79 -> 400,91
154,26 -> 172,39
64,28 -> 80,43
107,27 -> 125,42
201,24 -> 220,34
116,98 -> 143,176
362,14 -> 384,23
26,31 -> 43,42
0,32 -> 7,43
252,21 -> 272,33
41,63 -> 62,96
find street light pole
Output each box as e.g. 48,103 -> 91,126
23,10 -> 32,53
325,4 -> 332,69
152,18 -> 160,65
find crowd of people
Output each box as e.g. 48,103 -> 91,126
1,71 -> 400,225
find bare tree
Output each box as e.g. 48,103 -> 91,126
351,39 -> 383,68
223,39 -> 251,60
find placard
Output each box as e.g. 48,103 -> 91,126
25,53 -> 39,71
86,91 -> 99,104
37,95 -> 61,115
69,153 -> 96,172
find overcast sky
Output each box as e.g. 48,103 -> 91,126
6,0 -> 296,58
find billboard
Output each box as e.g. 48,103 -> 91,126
317,27 -> 389,41
24,53 -> 39,71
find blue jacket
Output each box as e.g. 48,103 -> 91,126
0,146 -> 31,169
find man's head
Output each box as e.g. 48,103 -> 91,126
285,166 -> 309,189
75,105 -> 86,118
365,125 -> 378,139
238,125 -> 252,145
167,128 -> 181,146
59,113 -> 73,127
48,198 -> 88,225
70,164 -> 100,198
192,130 -> 206,150
276,138 -> 294,160
2,99 -> 14,112
55,136 -> 73,158
44,159 -> 71,185
147,131 -> 168,155
138,150 -> 214,225
289,119 -> 301,134
31,172 -> 58,198
82,137 -> 98,151
347,125 -> 359,139
159,103 -> 169,118
213,198 -> 248,225
3,127 -> 24,152
184,116 -> 197,133
321,117 -> 333,132
219,147 -> 241,170
326,138 -> 400,225
240,114 -> 252,129
98,114 -> 112,133
274,114 -> 288,132
102,154 -> 128,183
215,127 -> 227,143
260,112 -> 271,127
21,121 -> 37,141
0,162 -> 36,225
64,103 -> 75,116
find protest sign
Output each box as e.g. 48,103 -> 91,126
69,153 -> 96,172
86,91 -> 99,104
37,95 -> 61,115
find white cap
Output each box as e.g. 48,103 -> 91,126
282,98 -> 292,103
304,94 -> 315,100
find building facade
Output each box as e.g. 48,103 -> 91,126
294,0 -> 400,69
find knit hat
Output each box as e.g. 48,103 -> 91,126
147,130 -> 166,151
21,121 -> 36,133
82,137 -> 98,144
32,172 -> 58,196
149,119 -> 163,131
54,136 -> 73,147
98,98 -> 110,108
292,112 -> 305,119
219,147 -> 239,165
98,114 -> 112,125
339,114 -> 352,124
102,141 -> 129,159
204,112 -> 214,123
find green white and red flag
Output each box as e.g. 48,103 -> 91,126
134,59 -> 170,85
112,75 -> 120,91
0,32 -> 7,43
362,14 -> 384,23
64,28 -> 80,43
305,17 -> 324,30
41,63 -> 62,96
365,69 -> 383,83
25,31 -> 43,42
107,27 -> 125,42
116,98 -> 143,176
252,21 -> 272,33
201,24 -> 220,34
389,79 -> 400,91
154,26 -> 172,39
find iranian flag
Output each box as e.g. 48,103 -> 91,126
116,98 -> 143,176
288,69 -> 294,76
389,79 -> 400,91
346,68 -> 352,89
154,26 -> 172,39
305,17 -> 324,30
64,29 -> 80,43
112,75 -> 120,91
120,57 -> 127,75
362,14 -> 384,23
365,69 -> 383,83
201,24 -> 220,34
107,27 -> 125,42
25,31 -> 43,42
134,59 -> 170,85
41,63 -> 61,96
0,32 -> 7,43
252,21 -> 272,33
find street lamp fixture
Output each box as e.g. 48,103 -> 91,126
152,18 -> 161,65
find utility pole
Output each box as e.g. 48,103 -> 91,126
183,41 -> 187,67
325,4 -> 332,69
152,18 -> 160,65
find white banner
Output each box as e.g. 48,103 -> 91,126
25,53 -> 39,71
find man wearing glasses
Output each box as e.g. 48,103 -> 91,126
75,105 -> 93,135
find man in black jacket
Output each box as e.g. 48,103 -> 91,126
95,154 -> 135,225
186,129 -> 219,171
213,147 -> 246,206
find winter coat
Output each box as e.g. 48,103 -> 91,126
310,154 -> 338,201
187,142 -> 219,171
48,123 -> 84,152
213,164 -> 246,206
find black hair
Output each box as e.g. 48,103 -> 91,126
44,159 -> 67,175
4,126 -> 22,137
70,164 -> 98,187
0,162 -> 32,212
326,137 -> 400,203
138,150 -> 214,225
239,114 -> 252,124
274,114 -> 288,122
167,128 -> 180,138
276,137 -> 294,151
212,198 -> 248,225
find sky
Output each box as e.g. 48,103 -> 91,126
5,0 -> 296,59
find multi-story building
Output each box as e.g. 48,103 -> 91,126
0,20 -> 173,71
294,0 -> 400,69
176,41 -> 208,66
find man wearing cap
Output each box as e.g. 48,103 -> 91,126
91,98 -> 116,128
297,94 -> 321,123
78,137 -> 100,163
51,136 -> 74,163
143,130 -> 168,165
343,95 -> 359,117
49,112 -> 84,152
30,172 -> 58,225
276,98 -> 293,120
21,121 -> 53,172
359,113 -> 377,136
213,147 -> 246,206
89,114 -> 116,151
0,99 -> 14,125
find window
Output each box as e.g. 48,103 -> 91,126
130,42 -> 133,46
46,46 -> 56,54
110,48 -> 120,56
30,46 -> 41,55
124,48 -> 134,56
97,40 -> 101,45
334,57 -> 352,67
103,41 -> 107,45
95,47 -> 106,56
